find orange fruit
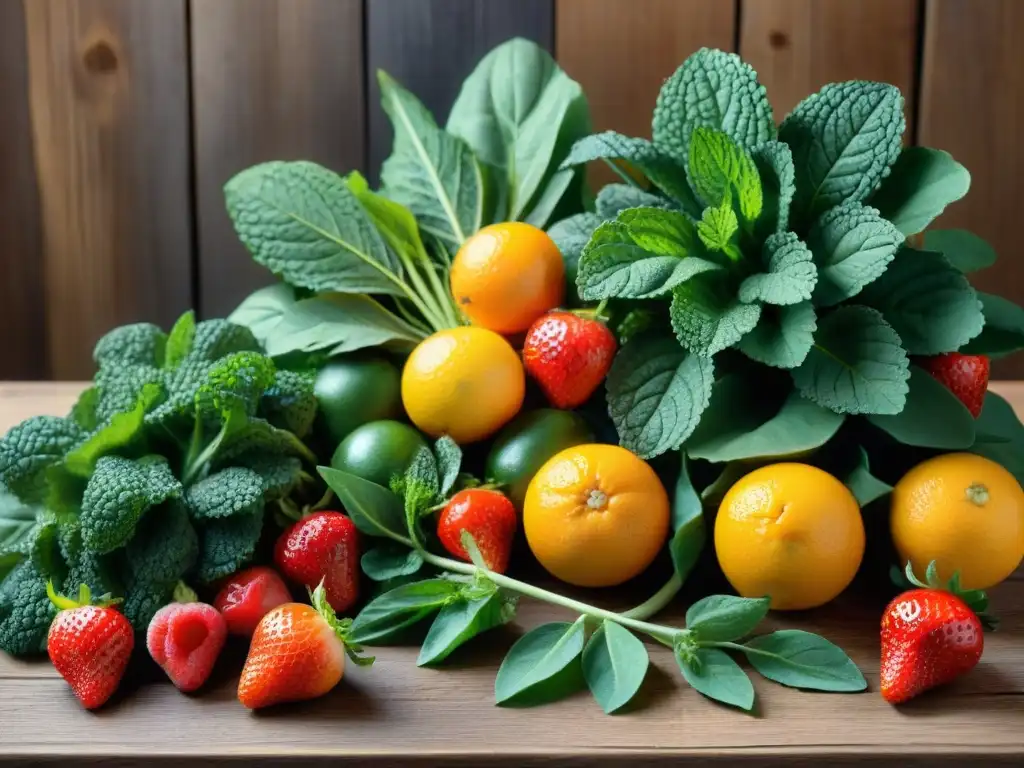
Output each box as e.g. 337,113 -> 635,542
401,326 -> 524,443
890,453 -> 1024,590
449,222 -> 565,334
714,463 -> 865,610
523,444 -> 669,587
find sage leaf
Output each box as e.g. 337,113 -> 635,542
669,455 -> 705,582
686,595 -> 770,643
549,212 -> 603,304
606,335 -> 715,459
596,184 -> 675,220
224,161 -> 404,296
495,618 -> 586,705
228,284 -> 296,347
582,621 -> 649,714
924,229 -> 996,274
361,544 -> 424,581
318,466 -> 407,540
739,232 -> 817,306
418,589 -> 513,666
867,365 -> 976,449
792,305 -> 909,415
962,292 -> 1024,358
677,647 -> 755,711
433,436 -> 462,497
671,272 -> 762,357
752,140 -> 796,237
742,630 -> 867,692
971,393 -> 1024,486
870,146 -> 971,236
840,446 -> 892,507
350,578 -> 459,645
688,127 -> 762,222
738,302 -> 817,369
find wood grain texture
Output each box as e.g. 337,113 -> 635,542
366,0 -> 554,179
0,0 -> 47,380
918,0 -> 1024,378
738,0 -> 919,129
190,0 -> 365,319
22,0 -> 193,380
1,381 -> 1023,764
555,0 -> 736,187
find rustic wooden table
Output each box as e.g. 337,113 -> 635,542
1,382 -> 1021,766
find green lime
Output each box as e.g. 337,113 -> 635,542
331,420 -> 428,489
315,357 -> 402,444
485,409 -> 594,510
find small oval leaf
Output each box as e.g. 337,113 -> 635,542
685,595 -> 771,643
742,630 -> 867,692
582,621 -> 649,714
677,647 -> 755,711
417,590 -> 511,667
495,619 -> 586,705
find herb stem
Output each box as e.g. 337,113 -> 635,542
399,254 -> 448,331
602,158 -> 641,189
422,258 -> 461,328
620,573 -> 682,621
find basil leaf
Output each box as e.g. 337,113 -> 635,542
418,589 -> 514,667
867,366 -> 976,449
582,621 -> 649,714
696,201 -> 739,253
677,647 -> 754,711
671,271 -> 762,357
737,302 -> 817,369
495,618 -> 586,705
686,595 -> 770,643
739,232 -> 817,307
164,311 -> 196,370
350,578 -> 459,645
669,455 -> 705,582
839,446 -> 892,507
962,292 -> 1024,358
318,466 -> 406,540
361,545 -> 424,581
870,146 -> 971,236
923,229 -> 996,274
742,630 -> 867,692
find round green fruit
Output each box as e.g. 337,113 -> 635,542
315,357 -> 402,444
485,409 -> 594,509
331,420 -> 428,489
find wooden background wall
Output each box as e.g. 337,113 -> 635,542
2,0 -> 1023,379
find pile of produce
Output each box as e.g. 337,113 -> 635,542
2,39 -> 1023,715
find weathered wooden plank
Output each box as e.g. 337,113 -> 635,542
22,0 -> 193,380
739,0 -> 919,130
0,0 -> 47,379
366,0 -> 554,178
190,0 -> 366,319
918,0 -> 1024,378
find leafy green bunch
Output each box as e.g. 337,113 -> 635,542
550,48 -> 1024,481
226,38 -> 590,360
0,312 -> 318,656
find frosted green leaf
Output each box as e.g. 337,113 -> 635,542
923,229 -> 996,274
739,232 -> 817,306
671,273 -> 762,357
595,184 -> 674,220
870,147 -> 971,236
738,302 -> 817,369
753,140 -> 796,236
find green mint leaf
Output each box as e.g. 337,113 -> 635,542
924,229 -> 996,274
617,206 -> 700,253
349,578 -> 460,645
696,201 -> 739,252
185,467 -> 265,520
378,71 -> 483,245
742,630 -> 866,692
225,160 -> 404,295
615,308 -> 658,347
738,302 -> 817,369
227,284 -> 297,347
671,272 -> 762,357
164,311 -> 196,371
971,393 -> 1024,487
69,387 -> 100,432
361,544 -> 424,581
807,201 -> 904,307
752,140 -> 796,237
686,595 -> 771,643
595,184 -> 675,220
606,335 -> 714,460
653,48 -> 774,167
669,455 -> 705,583
739,232 -> 816,306
548,212 -> 603,304
780,81 -> 904,225
676,646 -> 755,711
866,365 -> 976,449
93,322 -> 168,368
126,499 -> 198,587
861,247 -> 983,355
688,127 -> 762,222
217,418 -> 314,465
64,382 -> 163,478
582,621 -> 649,714
560,131 -> 701,216
494,618 -> 586,705
404,445 -> 440,513
418,589 -> 512,667
962,292 -> 1024,358
433,436 -> 462,497
318,466 -> 407,540
839,446 -> 892,507
792,305 -> 909,415
0,416 -> 83,504
870,147 -> 971,236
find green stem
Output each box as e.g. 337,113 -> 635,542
602,158 -> 641,189
703,640 -> 758,654
621,572 -> 682,622
394,299 -> 433,336
399,254 -> 448,331
423,258 -> 460,328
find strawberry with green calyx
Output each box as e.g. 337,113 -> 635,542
438,489 -> 517,574
919,352 -> 990,417
46,582 -> 134,710
880,561 -> 990,704
238,581 -> 373,710
523,307 -> 617,409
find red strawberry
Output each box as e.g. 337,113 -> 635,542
880,563 -> 986,704
523,311 -> 617,409
214,567 -> 292,636
438,489 -> 517,573
147,601 -> 227,692
275,511 -> 360,614
46,582 -> 134,710
920,352 -> 990,417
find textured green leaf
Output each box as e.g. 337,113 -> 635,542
186,467 -> 265,520
350,579 -> 458,645
583,621 -> 649,714
93,323 -> 168,368
0,416 -> 83,504
808,201 -> 904,306
126,500 -> 199,586
738,302 -> 817,369
688,127 -> 762,221
495,618 -> 586,705
696,201 -> 739,252
164,311 -> 196,370
860,248 -> 983,355
548,212 -> 603,303
595,184 -> 674,220
617,206 -> 700,253
742,630 -> 867,692
867,365 -> 976,449
0,488 -> 36,570
418,589 -> 512,666
752,140 -> 796,236
870,147 -> 971,236
962,292 -> 1024,357
739,232 -> 816,306
318,466 -> 407,540
923,229 -> 996,273
780,81 -> 904,224
196,506 -> 264,584
677,647 -> 754,711
64,382 -> 162,478
669,454 -> 705,582
686,595 -> 770,643
840,446 -> 892,507
792,305 -> 909,415
671,272 -> 762,357
606,335 -> 715,460
227,284 -> 297,346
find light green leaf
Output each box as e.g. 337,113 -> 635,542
523,167 -> 578,229
752,140 -> 796,236
582,621 -> 649,714
345,170 -> 429,263
867,365 -> 976,449
792,305 -> 909,415
379,71 -> 483,245
227,284 -> 297,346
742,630 -> 867,692
971,392 -> 1024,487
224,160 -> 404,295
606,335 -> 715,460
317,466 -> 407,540
696,201 -> 739,252
738,302 -> 817,369
669,454 -> 705,582
617,206 -> 699,254
923,229 -> 996,273
686,595 -> 770,643
653,48 -> 775,166
433,436 -> 462,497
671,273 -> 762,357
495,618 -> 586,705
350,578 -> 459,645
677,647 -> 755,711
780,81 -> 904,224
860,247 -> 983,355
595,184 -> 674,220
870,147 -> 971,236
418,589 -> 512,666
688,127 -> 762,221
840,446 -> 892,507
361,545 -> 424,581
962,292 -> 1024,357
164,311 -> 196,370
807,201 -> 904,307
64,382 -> 163,477
739,232 -> 816,306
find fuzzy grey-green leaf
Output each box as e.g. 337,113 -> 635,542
739,232 -> 816,306
671,273 -> 762,357
595,185 -> 674,220
677,647 -> 755,711
753,140 -> 796,236
738,302 -> 817,369
583,621 -> 649,714
870,147 -> 970,236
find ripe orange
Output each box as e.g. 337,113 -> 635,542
714,463 -> 865,610
401,326 -> 525,444
449,222 -> 565,334
523,444 -> 669,587
890,453 -> 1024,590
